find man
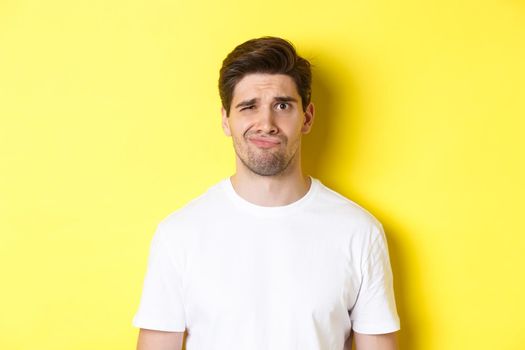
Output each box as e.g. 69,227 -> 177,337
133,36 -> 400,350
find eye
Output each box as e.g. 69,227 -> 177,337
276,102 -> 289,110
240,105 -> 255,111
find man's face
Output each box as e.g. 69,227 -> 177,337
221,73 -> 314,176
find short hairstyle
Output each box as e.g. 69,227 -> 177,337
219,36 -> 312,115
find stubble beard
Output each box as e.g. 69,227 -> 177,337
232,134 -> 300,177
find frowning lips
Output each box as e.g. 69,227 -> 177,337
247,136 -> 282,147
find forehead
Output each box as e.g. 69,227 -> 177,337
231,73 -> 300,102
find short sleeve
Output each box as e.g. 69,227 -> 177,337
349,223 -> 400,334
132,222 -> 186,331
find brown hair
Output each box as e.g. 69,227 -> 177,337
219,36 -> 312,116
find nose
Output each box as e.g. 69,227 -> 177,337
255,107 -> 278,134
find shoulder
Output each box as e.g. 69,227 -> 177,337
310,179 -> 389,264
155,179 -> 227,241
314,179 -> 383,233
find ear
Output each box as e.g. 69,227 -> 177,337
301,102 -> 315,134
221,106 -> 231,137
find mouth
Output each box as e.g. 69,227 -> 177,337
248,137 -> 281,149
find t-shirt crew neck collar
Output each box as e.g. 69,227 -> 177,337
221,176 -> 320,218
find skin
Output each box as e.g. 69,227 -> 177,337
136,329 -> 184,350
137,73 -> 398,350
354,331 -> 398,350
221,73 -> 315,206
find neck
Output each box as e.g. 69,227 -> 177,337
230,158 -> 311,207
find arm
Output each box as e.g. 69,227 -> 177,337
136,329 -> 185,350
354,331 -> 398,350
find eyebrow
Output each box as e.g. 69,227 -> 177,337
235,98 -> 257,109
234,96 -> 298,109
274,96 -> 298,103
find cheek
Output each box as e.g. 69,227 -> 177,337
235,120 -> 255,137
282,119 -> 303,135
230,122 -> 249,139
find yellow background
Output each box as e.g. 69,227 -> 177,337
1,0 -> 524,349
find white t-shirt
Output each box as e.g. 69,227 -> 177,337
133,176 -> 400,349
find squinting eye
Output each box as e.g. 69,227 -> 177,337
240,105 -> 255,111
